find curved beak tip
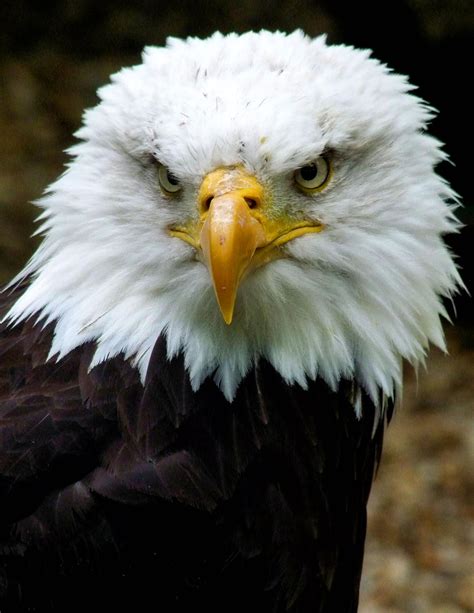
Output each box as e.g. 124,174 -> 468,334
200,194 -> 262,326
215,288 -> 236,325
223,311 -> 234,325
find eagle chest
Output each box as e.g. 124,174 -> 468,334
0,321 -> 388,612
91,335 -> 388,611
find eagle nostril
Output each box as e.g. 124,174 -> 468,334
202,194 -> 259,213
202,196 -> 213,212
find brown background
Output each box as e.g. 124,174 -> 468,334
0,1 -> 472,610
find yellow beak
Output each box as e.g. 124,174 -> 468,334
169,166 -> 323,324
200,191 -> 266,324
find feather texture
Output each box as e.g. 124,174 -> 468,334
0,283 -> 391,611
5,30 -> 461,405
0,29 -> 461,612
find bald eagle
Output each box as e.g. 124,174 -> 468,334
0,31 -> 461,612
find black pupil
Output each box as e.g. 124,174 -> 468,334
300,164 -> 318,181
167,171 -> 179,186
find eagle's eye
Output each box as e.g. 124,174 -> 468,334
158,164 -> 182,195
294,157 -> 331,193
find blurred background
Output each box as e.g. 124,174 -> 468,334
0,1 -> 472,610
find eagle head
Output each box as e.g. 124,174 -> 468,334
8,30 -> 461,407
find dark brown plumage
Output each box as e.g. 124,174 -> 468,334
0,283 -> 391,612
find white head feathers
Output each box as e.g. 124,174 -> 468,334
6,30 -> 461,409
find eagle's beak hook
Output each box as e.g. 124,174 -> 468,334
200,192 -> 265,324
